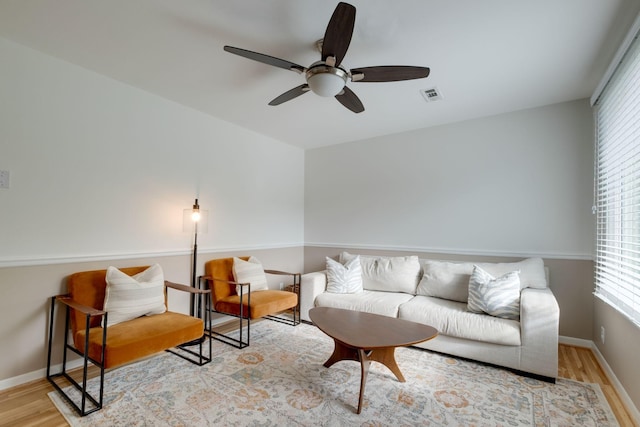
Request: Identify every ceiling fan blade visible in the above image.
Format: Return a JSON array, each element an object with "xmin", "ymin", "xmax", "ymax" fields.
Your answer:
[
  {"xmin": 322, "ymin": 2, "xmax": 356, "ymax": 66},
  {"xmin": 335, "ymin": 86, "xmax": 364, "ymax": 113},
  {"xmin": 269, "ymin": 84, "xmax": 310, "ymax": 106},
  {"xmin": 224, "ymin": 46, "xmax": 305, "ymax": 73},
  {"xmin": 350, "ymin": 66, "xmax": 430, "ymax": 82}
]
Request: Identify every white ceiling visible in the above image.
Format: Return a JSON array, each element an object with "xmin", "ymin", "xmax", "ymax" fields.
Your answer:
[{"xmin": 1, "ymin": 0, "xmax": 638, "ymax": 149}]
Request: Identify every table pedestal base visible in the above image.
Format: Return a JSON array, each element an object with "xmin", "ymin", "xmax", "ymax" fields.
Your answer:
[{"xmin": 323, "ymin": 339, "xmax": 406, "ymax": 414}]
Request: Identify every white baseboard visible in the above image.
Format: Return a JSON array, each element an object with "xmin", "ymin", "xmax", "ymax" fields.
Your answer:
[
  {"xmin": 0, "ymin": 358, "xmax": 84, "ymax": 392},
  {"xmin": 590, "ymin": 342, "xmax": 640, "ymax": 424},
  {"xmin": 0, "ymin": 369, "xmax": 45, "ymax": 391},
  {"xmin": 559, "ymin": 336, "xmax": 640, "ymax": 424},
  {"xmin": 558, "ymin": 335, "xmax": 592, "ymax": 347}
]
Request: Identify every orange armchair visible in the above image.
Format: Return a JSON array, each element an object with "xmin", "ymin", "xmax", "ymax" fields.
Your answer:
[
  {"xmin": 46, "ymin": 266, "xmax": 211, "ymax": 416},
  {"xmin": 202, "ymin": 257, "xmax": 300, "ymax": 348}
]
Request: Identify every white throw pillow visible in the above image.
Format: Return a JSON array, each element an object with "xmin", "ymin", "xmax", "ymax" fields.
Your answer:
[
  {"xmin": 232, "ymin": 256, "xmax": 269, "ymax": 295},
  {"xmin": 103, "ymin": 264, "xmax": 167, "ymax": 327},
  {"xmin": 467, "ymin": 265, "xmax": 521, "ymax": 320},
  {"xmin": 339, "ymin": 252, "xmax": 421, "ymax": 294},
  {"xmin": 326, "ymin": 256, "xmax": 363, "ymax": 294}
]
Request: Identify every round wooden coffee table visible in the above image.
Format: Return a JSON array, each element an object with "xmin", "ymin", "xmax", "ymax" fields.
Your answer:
[{"xmin": 309, "ymin": 307, "xmax": 438, "ymax": 414}]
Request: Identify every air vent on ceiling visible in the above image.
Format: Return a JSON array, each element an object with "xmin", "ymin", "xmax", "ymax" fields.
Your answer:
[{"xmin": 421, "ymin": 87, "xmax": 443, "ymax": 102}]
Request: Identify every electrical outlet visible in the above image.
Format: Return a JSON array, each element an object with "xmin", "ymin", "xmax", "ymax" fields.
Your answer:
[
  {"xmin": 0, "ymin": 170, "xmax": 9, "ymax": 189},
  {"xmin": 600, "ymin": 326, "xmax": 605, "ymax": 344}
]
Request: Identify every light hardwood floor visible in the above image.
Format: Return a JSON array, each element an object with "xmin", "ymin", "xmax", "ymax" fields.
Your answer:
[{"xmin": 0, "ymin": 344, "xmax": 637, "ymax": 426}]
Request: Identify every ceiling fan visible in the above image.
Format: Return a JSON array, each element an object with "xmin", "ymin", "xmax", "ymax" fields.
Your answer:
[{"xmin": 223, "ymin": 2, "xmax": 430, "ymax": 113}]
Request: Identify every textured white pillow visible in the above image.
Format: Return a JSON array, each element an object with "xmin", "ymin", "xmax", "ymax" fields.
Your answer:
[
  {"xmin": 339, "ymin": 252, "xmax": 421, "ymax": 294},
  {"xmin": 103, "ymin": 264, "xmax": 166, "ymax": 327},
  {"xmin": 233, "ymin": 256, "xmax": 269, "ymax": 295},
  {"xmin": 326, "ymin": 256, "xmax": 363, "ymax": 294},
  {"xmin": 467, "ymin": 265, "xmax": 521, "ymax": 320}
]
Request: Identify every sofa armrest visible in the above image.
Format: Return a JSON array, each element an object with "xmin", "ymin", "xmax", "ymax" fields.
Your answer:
[
  {"xmin": 300, "ymin": 271, "xmax": 327, "ymax": 322},
  {"xmin": 519, "ymin": 287, "xmax": 560, "ymax": 379}
]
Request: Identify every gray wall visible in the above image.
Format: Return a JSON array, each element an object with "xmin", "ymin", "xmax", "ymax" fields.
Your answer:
[
  {"xmin": 0, "ymin": 37, "xmax": 305, "ymax": 263},
  {"xmin": 0, "ymin": 37, "xmax": 305, "ymax": 386},
  {"xmin": 304, "ymin": 99, "xmax": 596, "ymax": 341},
  {"xmin": 305, "ymin": 100, "xmax": 594, "ymax": 257}
]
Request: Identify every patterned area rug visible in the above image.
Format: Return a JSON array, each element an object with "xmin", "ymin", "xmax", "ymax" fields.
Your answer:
[{"xmin": 49, "ymin": 321, "xmax": 619, "ymax": 426}]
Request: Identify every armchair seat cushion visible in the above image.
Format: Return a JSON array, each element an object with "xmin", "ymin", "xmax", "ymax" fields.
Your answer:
[
  {"xmin": 75, "ymin": 311, "xmax": 203, "ymax": 369},
  {"xmin": 215, "ymin": 289, "xmax": 298, "ymax": 319}
]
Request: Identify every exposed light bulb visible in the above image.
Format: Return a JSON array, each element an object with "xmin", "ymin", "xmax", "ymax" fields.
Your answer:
[{"xmin": 192, "ymin": 198, "xmax": 201, "ymax": 222}]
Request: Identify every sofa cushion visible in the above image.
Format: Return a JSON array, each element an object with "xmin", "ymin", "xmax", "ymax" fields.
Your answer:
[
  {"xmin": 233, "ymin": 256, "xmax": 269, "ymax": 295},
  {"xmin": 326, "ymin": 256, "xmax": 363, "ymax": 294},
  {"xmin": 398, "ymin": 296, "xmax": 521, "ymax": 346},
  {"xmin": 467, "ymin": 266, "xmax": 521, "ymax": 320},
  {"xmin": 478, "ymin": 258, "xmax": 546, "ymax": 289},
  {"xmin": 416, "ymin": 257, "xmax": 547, "ymax": 302},
  {"xmin": 315, "ymin": 290, "xmax": 414, "ymax": 318},
  {"xmin": 416, "ymin": 260, "xmax": 472, "ymax": 302},
  {"xmin": 339, "ymin": 252, "xmax": 421, "ymax": 294},
  {"xmin": 103, "ymin": 264, "xmax": 166, "ymax": 327}
]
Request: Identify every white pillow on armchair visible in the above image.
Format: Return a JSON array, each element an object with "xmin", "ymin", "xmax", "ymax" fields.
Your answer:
[{"xmin": 232, "ymin": 256, "xmax": 269, "ymax": 295}]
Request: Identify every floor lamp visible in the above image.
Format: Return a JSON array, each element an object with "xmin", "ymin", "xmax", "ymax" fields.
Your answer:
[{"xmin": 184, "ymin": 198, "xmax": 208, "ymax": 316}]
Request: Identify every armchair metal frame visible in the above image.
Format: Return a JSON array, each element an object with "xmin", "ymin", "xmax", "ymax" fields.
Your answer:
[
  {"xmin": 200, "ymin": 270, "xmax": 300, "ymax": 349},
  {"xmin": 46, "ymin": 281, "xmax": 212, "ymax": 417}
]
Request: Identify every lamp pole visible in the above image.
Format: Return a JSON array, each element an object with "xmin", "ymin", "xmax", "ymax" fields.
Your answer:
[
  {"xmin": 182, "ymin": 198, "xmax": 206, "ymax": 347},
  {"xmin": 190, "ymin": 199, "xmax": 200, "ymax": 316}
]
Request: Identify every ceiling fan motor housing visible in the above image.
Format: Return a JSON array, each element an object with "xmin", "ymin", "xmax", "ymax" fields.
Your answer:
[{"xmin": 305, "ymin": 62, "xmax": 348, "ymax": 97}]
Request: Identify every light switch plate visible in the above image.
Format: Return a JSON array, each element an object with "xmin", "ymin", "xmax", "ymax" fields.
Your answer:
[{"xmin": 0, "ymin": 170, "xmax": 10, "ymax": 189}]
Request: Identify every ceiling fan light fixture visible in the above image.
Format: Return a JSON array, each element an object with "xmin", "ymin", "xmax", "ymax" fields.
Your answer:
[{"xmin": 305, "ymin": 64, "xmax": 348, "ymax": 97}]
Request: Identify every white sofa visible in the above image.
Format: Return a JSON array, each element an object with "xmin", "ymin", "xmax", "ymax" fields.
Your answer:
[{"xmin": 300, "ymin": 253, "xmax": 559, "ymax": 381}]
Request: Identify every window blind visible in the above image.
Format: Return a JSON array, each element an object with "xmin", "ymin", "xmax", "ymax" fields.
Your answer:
[{"xmin": 594, "ymin": 31, "xmax": 640, "ymax": 326}]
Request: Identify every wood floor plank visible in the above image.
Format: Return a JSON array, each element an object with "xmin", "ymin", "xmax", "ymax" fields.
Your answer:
[{"xmin": 0, "ymin": 344, "xmax": 637, "ymax": 426}]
